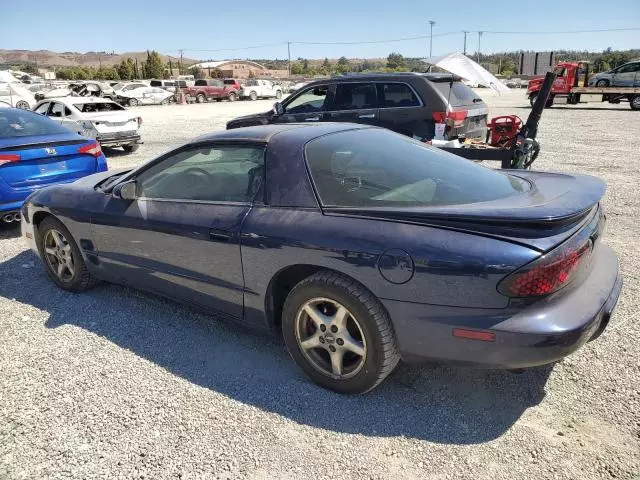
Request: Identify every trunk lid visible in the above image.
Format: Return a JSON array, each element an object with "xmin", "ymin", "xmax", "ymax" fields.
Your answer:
[
  {"xmin": 0, "ymin": 133, "xmax": 98, "ymax": 191},
  {"xmin": 84, "ymin": 112, "xmax": 139, "ymax": 133},
  {"xmin": 325, "ymin": 171, "xmax": 606, "ymax": 252}
]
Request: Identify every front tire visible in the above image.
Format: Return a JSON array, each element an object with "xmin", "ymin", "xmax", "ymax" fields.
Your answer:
[
  {"xmin": 16, "ymin": 100, "xmax": 30, "ymax": 109},
  {"xmin": 249, "ymin": 91, "xmax": 258, "ymax": 101},
  {"xmin": 37, "ymin": 216, "xmax": 98, "ymax": 292},
  {"xmin": 282, "ymin": 271, "xmax": 400, "ymax": 394},
  {"xmin": 128, "ymin": 98, "xmax": 139, "ymax": 107},
  {"xmin": 228, "ymin": 92, "xmax": 237, "ymax": 102},
  {"xmin": 596, "ymin": 79, "xmax": 610, "ymax": 87},
  {"xmin": 196, "ymin": 94, "xmax": 206, "ymax": 103},
  {"xmin": 631, "ymin": 95, "xmax": 640, "ymax": 111}
]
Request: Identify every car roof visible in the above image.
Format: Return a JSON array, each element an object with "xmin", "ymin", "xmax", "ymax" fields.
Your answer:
[
  {"xmin": 303, "ymin": 72, "xmax": 462, "ymax": 83},
  {"xmin": 190, "ymin": 123, "xmax": 370, "ymax": 144},
  {"xmin": 44, "ymin": 96, "xmax": 119, "ymax": 105}
]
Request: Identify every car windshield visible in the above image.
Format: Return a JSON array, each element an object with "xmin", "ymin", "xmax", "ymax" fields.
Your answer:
[
  {"xmin": 305, "ymin": 129, "xmax": 526, "ymax": 207},
  {"xmin": 0, "ymin": 109, "xmax": 70, "ymax": 138},
  {"xmin": 112, "ymin": 83, "xmax": 124, "ymax": 90},
  {"xmin": 73, "ymin": 102, "xmax": 125, "ymax": 112}
]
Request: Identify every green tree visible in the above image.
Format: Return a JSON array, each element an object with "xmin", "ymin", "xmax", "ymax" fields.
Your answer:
[
  {"xmin": 211, "ymin": 68, "xmax": 224, "ymax": 79},
  {"xmin": 95, "ymin": 66, "xmax": 119, "ymax": 81},
  {"xmin": 290, "ymin": 62, "xmax": 304, "ymax": 75},
  {"xmin": 117, "ymin": 58, "xmax": 134, "ymax": 80},
  {"xmin": 142, "ymin": 50, "xmax": 164, "ymax": 79},
  {"xmin": 386, "ymin": 52, "xmax": 406, "ymax": 70},
  {"xmin": 302, "ymin": 58, "xmax": 309, "ymax": 73},
  {"xmin": 322, "ymin": 57, "xmax": 331, "ymax": 70},
  {"xmin": 188, "ymin": 66, "xmax": 205, "ymax": 79}
]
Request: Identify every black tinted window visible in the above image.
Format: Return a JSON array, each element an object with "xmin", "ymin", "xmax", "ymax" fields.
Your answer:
[
  {"xmin": 333, "ymin": 83, "xmax": 377, "ymax": 110},
  {"xmin": 431, "ymin": 81, "xmax": 482, "ymax": 106},
  {"xmin": 195, "ymin": 80, "xmax": 207, "ymax": 86},
  {"xmin": 379, "ymin": 83, "xmax": 421, "ymax": 108},
  {"xmin": 0, "ymin": 109, "xmax": 70, "ymax": 138},
  {"xmin": 305, "ymin": 129, "xmax": 525, "ymax": 207},
  {"xmin": 137, "ymin": 146, "xmax": 264, "ymax": 203},
  {"xmin": 150, "ymin": 80, "xmax": 162, "ymax": 87},
  {"xmin": 223, "ymin": 79, "xmax": 236, "ymax": 85}
]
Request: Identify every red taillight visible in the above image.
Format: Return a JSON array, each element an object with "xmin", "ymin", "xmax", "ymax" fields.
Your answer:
[
  {"xmin": 499, "ymin": 237, "xmax": 593, "ymax": 297},
  {"xmin": 78, "ymin": 142, "xmax": 102, "ymax": 159},
  {"xmin": 0, "ymin": 153, "xmax": 21, "ymax": 166},
  {"xmin": 432, "ymin": 110, "xmax": 468, "ymax": 127}
]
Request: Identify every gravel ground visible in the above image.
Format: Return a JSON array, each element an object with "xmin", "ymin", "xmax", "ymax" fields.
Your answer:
[{"xmin": 1, "ymin": 92, "xmax": 639, "ymax": 480}]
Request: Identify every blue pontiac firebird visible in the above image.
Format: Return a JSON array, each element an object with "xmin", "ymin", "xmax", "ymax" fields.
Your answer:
[
  {"xmin": 0, "ymin": 106, "xmax": 108, "ymax": 224},
  {"xmin": 21, "ymin": 123, "xmax": 622, "ymax": 394}
]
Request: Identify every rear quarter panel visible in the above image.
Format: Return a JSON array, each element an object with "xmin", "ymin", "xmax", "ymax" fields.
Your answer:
[{"xmin": 240, "ymin": 208, "xmax": 539, "ymax": 326}]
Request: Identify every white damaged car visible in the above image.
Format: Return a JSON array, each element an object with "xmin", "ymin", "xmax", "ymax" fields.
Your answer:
[{"xmin": 33, "ymin": 97, "xmax": 142, "ymax": 153}]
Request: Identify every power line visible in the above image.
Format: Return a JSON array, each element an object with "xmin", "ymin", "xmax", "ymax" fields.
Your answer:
[
  {"xmin": 482, "ymin": 27, "xmax": 640, "ymax": 34},
  {"xmin": 291, "ymin": 31, "xmax": 459, "ymax": 46},
  {"xmin": 176, "ymin": 42, "xmax": 286, "ymax": 53}
]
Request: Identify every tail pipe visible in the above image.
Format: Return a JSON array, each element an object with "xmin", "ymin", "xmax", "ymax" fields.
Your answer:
[{"xmin": 2, "ymin": 212, "xmax": 21, "ymax": 223}]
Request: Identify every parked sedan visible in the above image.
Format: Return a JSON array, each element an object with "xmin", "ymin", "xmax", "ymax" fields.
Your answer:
[
  {"xmin": 33, "ymin": 97, "xmax": 142, "ymax": 153},
  {"xmin": 0, "ymin": 82, "xmax": 36, "ymax": 109},
  {"xmin": 0, "ymin": 106, "xmax": 107, "ymax": 224},
  {"xmin": 588, "ymin": 60, "xmax": 640, "ymax": 87},
  {"xmin": 21, "ymin": 124, "xmax": 621, "ymax": 394},
  {"xmin": 116, "ymin": 86, "xmax": 175, "ymax": 107}
]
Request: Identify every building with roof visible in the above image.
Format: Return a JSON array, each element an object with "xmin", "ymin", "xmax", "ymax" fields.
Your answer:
[{"xmin": 188, "ymin": 60, "xmax": 288, "ymax": 79}]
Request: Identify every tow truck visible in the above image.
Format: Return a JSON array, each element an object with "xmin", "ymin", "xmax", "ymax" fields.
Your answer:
[{"xmin": 527, "ymin": 61, "xmax": 640, "ymax": 110}]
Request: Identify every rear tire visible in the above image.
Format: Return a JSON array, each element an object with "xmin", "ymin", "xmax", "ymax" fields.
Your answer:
[
  {"xmin": 122, "ymin": 143, "xmax": 139, "ymax": 153},
  {"xmin": 196, "ymin": 94, "xmax": 206, "ymax": 103},
  {"xmin": 250, "ymin": 91, "xmax": 258, "ymax": 101},
  {"xmin": 228, "ymin": 92, "xmax": 237, "ymax": 102},
  {"xmin": 37, "ymin": 216, "xmax": 98, "ymax": 292},
  {"xmin": 282, "ymin": 270, "xmax": 400, "ymax": 394},
  {"xmin": 631, "ymin": 95, "xmax": 640, "ymax": 111}
]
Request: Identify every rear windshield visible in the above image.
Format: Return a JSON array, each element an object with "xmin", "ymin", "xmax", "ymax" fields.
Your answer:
[
  {"xmin": 195, "ymin": 79, "xmax": 207, "ymax": 86},
  {"xmin": 73, "ymin": 102, "xmax": 125, "ymax": 112},
  {"xmin": 150, "ymin": 80, "xmax": 162, "ymax": 87},
  {"xmin": 431, "ymin": 81, "xmax": 482, "ymax": 106},
  {"xmin": 223, "ymin": 79, "xmax": 236, "ymax": 85},
  {"xmin": 305, "ymin": 129, "xmax": 525, "ymax": 207},
  {"xmin": 0, "ymin": 109, "xmax": 70, "ymax": 138}
]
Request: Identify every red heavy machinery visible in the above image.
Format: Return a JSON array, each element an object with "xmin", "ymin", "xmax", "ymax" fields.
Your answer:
[{"xmin": 527, "ymin": 61, "xmax": 640, "ymax": 110}]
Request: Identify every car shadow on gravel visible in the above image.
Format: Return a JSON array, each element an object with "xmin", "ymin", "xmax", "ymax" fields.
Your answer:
[
  {"xmin": 1, "ymin": 250, "xmax": 551, "ymax": 445},
  {"xmin": 0, "ymin": 223, "xmax": 21, "ymax": 239}
]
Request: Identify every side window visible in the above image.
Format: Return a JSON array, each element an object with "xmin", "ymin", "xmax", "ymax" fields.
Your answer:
[
  {"xmin": 137, "ymin": 146, "xmax": 265, "ymax": 203},
  {"xmin": 64, "ymin": 107, "xmax": 72, "ymax": 116},
  {"xmin": 332, "ymin": 83, "xmax": 377, "ymax": 110},
  {"xmin": 34, "ymin": 102, "xmax": 50, "ymax": 115},
  {"xmin": 284, "ymin": 86, "xmax": 328, "ymax": 114},
  {"xmin": 379, "ymin": 83, "xmax": 421, "ymax": 108},
  {"xmin": 49, "ymin": 102, "xmax": 64, "ymax": 118}
]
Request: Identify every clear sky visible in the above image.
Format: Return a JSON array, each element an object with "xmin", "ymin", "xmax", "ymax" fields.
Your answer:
[{"xmin": 1, "ymin": 0, "xmax": 638, "ymax": 60}]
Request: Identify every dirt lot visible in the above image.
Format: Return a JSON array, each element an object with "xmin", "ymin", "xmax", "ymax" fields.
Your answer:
[{"xmin": 1, "ymin": 92, "xmax": 639, "ymax": 480}]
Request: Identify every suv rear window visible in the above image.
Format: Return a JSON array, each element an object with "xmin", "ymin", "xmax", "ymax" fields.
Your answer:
[
  {"xmin": 224, "ymin": 79, "xmax": 236, "ymax": 85},
  {"xmin": 195, "ymin": 80, "xmax": 207, "ymax": 86},
  {"xmin": 150, "ymin": 80, "xmax": 162, "ymax": 87},
  {"xmin": 430, "ymin": 81, "xmax": 482, "ymax": 106},
  {"xmin": 305, "ymin": 128, "xmax": 525, "ymax": 207}
]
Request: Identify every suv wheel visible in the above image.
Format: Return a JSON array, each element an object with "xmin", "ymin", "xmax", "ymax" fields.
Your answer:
[
  {"xmin": 196, "ymin": 94, "xmax": 206, "ymax": 103},
  {"xmin": 250, "ymin": 91, "xmax": 258, "ymax": 101},
  {"xmin": 228, "ymin": 92, "xmax": 237, "ymax": 102},
  {"xmin": 275, "ymin": 90, "xmax": 282, "ymax": 99}
]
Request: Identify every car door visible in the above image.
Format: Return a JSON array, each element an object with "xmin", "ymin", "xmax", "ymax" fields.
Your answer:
[
  {"xmin": 325, "ymin": 82, "xmax": 380, "ymax": 126},
  {"xmin": 375, "ymin": 82, "xmax": 425, "ymax": 137},
  {"xmin": 273, "ymin": 84, "xmax": 330, "ymax": 124},
  {"xmin": 611, "ymin": 63, "xmax": 639, "ymax": 87},
  {"xmin": 90, "ymin": 142, "xmax": 265, "ymax": 319}
]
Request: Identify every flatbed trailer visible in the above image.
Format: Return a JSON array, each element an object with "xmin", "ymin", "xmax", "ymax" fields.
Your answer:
[{"xmin": 527, "ymin": 61, "xmax": 640, "ymax": 110}]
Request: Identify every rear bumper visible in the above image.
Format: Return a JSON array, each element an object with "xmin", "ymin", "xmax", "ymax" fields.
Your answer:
[
  {"xmin": 97, "ymin": 133, "xmax": 141, "ymax": 147},
  {"xmin": 386, "ymin": 244, "xmax": 622, "ymax": 368}
]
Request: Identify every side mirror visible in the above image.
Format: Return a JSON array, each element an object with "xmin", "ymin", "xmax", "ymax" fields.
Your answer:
[
  {"xmin": 273, "ymin": 102, "xmax": 284, "ymax": 116},
  {"xmin": 113, "ymin": 180, "xmax": 138, "ymax": 201}
]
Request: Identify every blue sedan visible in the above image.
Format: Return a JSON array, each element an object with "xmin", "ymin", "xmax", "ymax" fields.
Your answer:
[
  {"xmin": 0, "ymin": 106, "xmax": 107, "ymax": 224},
  {"xmin": 20, "ymin": 124, "xmax": 622, "ymax": 394}
]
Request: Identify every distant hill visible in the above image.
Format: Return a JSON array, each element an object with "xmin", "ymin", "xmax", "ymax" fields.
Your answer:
[{"xmin": 0, "ymin": 50, "xmax": 200, "ymax": 68}]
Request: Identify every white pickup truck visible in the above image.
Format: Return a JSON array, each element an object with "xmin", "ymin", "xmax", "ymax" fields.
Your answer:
[{"xmin": 239, "ymin": 79, "xmax": 283, "ymax": 100}]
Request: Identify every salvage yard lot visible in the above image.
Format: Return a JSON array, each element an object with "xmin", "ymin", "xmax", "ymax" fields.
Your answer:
[{"xmin": 1, "ymin": 92, "xmax": 639, "ymax": 480}]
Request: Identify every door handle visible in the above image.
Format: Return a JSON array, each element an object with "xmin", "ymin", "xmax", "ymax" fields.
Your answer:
[
  {"xmin": 305, "ymin": 116, "xmax": 320, "ymax": 121},
  {"xmin": 209, "ymin": 229, "xmax": 232, "ymax": 242},
  {"xmin": 358, "ymin": 114, "xmax": 375, "ymax": 119}
]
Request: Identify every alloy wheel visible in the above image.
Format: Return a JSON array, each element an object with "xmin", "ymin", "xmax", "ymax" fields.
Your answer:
[
  {"xmin": 43, "ymin": 229, "xmax": 75, "ymax": 282},
  {"xmin": 295, "ymin": 297, "xmax": 367, "ymax": 379},
  {"xmin": 16, "ymin": 100, "xmax": 30, "ymax": 109}
]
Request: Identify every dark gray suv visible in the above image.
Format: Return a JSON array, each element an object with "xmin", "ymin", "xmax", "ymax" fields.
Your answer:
[{"xmin": 226, "ymin": 73, "xmax": 488, "ymax": 141}]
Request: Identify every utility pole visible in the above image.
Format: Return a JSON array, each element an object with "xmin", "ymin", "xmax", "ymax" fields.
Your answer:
[
  {"xmin": 287, "ymin": 42, "xmax": 291, "ymax": 77},
  {"xmin": 428, "ymin": 21, "xmax": 436, "ymax": 57},
  {"xmin": 477, "ymin": 31, "xmax": 483, "ymax": 64},
  {"xmin": 178, "ymin": 49, "xmax": 184, "ymax": 76},
  {"xmin": 463, "ymin": 31, "xmax": 469, "ymax": 55}
]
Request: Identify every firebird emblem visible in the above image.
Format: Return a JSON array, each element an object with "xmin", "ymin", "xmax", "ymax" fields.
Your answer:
[{"xmin": 45, "ymin": 147, "xmax": 57, "ymax": 155}]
